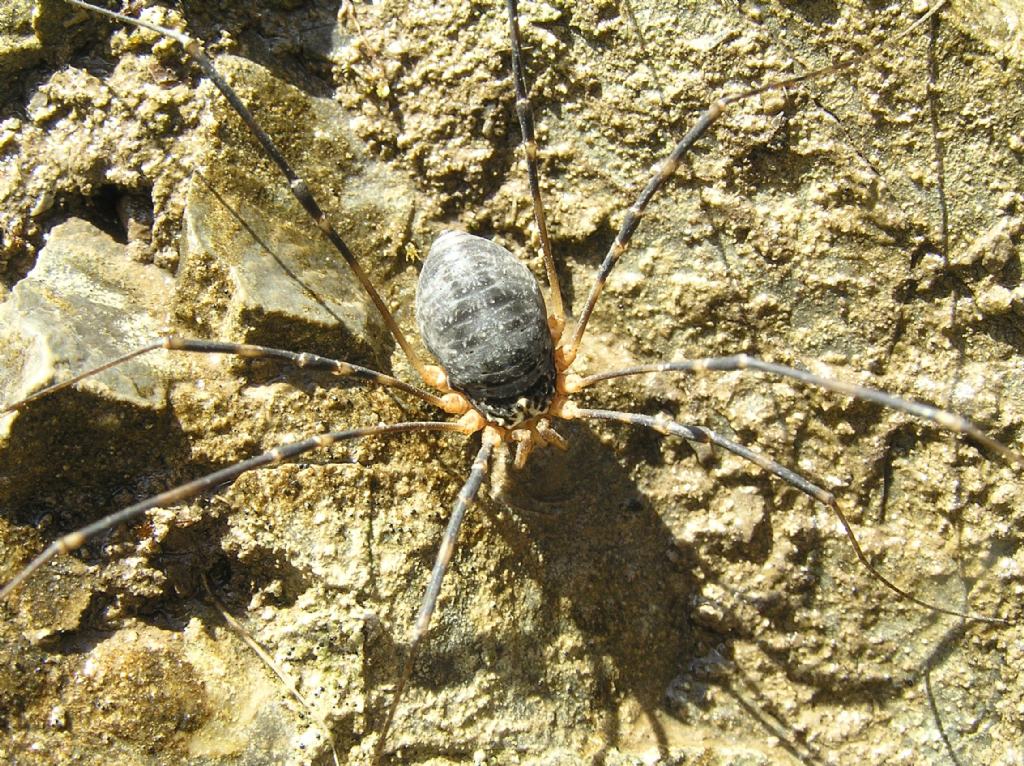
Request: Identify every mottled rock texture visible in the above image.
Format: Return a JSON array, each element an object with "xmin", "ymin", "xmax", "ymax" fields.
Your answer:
[{"xmin": 1, "ymin": 1, "xmax": 1022, "ymax": 764}]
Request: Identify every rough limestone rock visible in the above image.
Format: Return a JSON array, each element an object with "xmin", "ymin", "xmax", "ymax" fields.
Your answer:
[{"xmin": 0, "ymin": 1, "xmax": 1022, "ymax": 765}]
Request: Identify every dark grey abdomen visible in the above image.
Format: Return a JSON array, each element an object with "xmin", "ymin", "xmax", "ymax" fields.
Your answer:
[{"xmin": 416, "ymin": 230, "xmax": 555, "ymax": 424}]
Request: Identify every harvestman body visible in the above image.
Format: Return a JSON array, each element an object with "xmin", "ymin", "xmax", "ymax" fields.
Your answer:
[
  {"xmin": 1, "ymin": 0, "xmax": 1022, "ymax": 762},
  {"xmin": 418, "ymin": 230, "xmax": 557, "ymax": 426}
]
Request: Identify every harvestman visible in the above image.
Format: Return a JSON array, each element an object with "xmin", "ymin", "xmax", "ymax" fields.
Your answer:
[{"xmin": 1, "ymin": 0, "xmax": 1021, "ymax": 761}]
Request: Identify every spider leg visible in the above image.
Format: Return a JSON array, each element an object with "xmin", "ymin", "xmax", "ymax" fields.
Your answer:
[
  {"xmin": 1, "ymin": 336, "xmax": 457, "ymax": 417},
  {"xmin": 569, "ymin": 406, "xmax": 1010, "ymax": 626},
  {"xmin": 0, "ymin": 420, "xmax": 468, "ymax": 601},
  {"xmin": 1, "ymin": 338, "xmax": 165, "ymax": 414},
  {"xmin": 62, "ymin": 0, "xmax": 434, "ymax": 385},
  {"xmin": 505, "ymin": 0, "xmax": 565, "ymax": 336},
  {"xmin": 562, "ymin": 0, "xmax": 950, "ymax": 364},
  {"xmin": 373, "ymin": 429, "xmax": 499, "ymax": 763},
  {"xmin": 201, "ymin": 574, "xmax": 342, "ymax": 766},
  {"xmin": 569, "ymin": 355, "xmax": 1023, "ymax": 468}
]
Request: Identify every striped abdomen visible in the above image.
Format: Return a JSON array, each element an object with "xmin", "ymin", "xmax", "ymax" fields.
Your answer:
[{"xmin": 416, "ymin": 230, "xmax": 555, "ymax": 425}]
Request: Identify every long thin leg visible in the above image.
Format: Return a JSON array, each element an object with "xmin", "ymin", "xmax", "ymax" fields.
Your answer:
[
  {"xmin": 561, "ymin": 0, "xmax": 949, "ymax": 364},
  {"xmin": 201, "ymin": 574, "xmax": 342, "ymax": 766},
  {"xmin": 505, "ymin": 0, "xmax": 565, "ymax": 335},
  {"xmin": 0, "ymin": 339, "xmax": 166, "ymax": 414},
  {"xmin": 569, "ymin": 406, "xmax": 1010, "ymax": 626},
  {"xmin": 1, "ymin": 336, "xmax": 456, "ymax": 416},
  {"xmin": 0, "ymin": 420, "xmax": 470, "ymax": 600},
  {"xmin": 62, "ymin": 0, "xmax": 435, "ymax": 386},
  {"xmin": 569, "ymin": 355, "xmax": 1023, "ymax": 468},
  {"xmin": 373, "ymin": 430, "xmax": 498, "ymax": 763}
]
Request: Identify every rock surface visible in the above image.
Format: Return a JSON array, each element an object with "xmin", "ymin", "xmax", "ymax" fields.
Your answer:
[{"xmin": 1, "ymin": 1, "xmax": 1022, "ymax": 765}]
